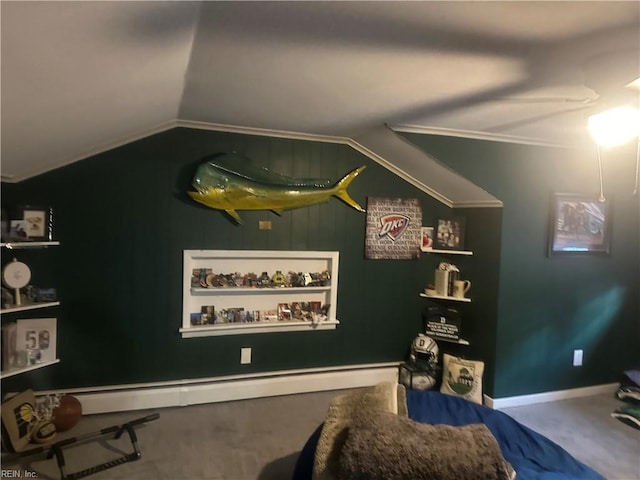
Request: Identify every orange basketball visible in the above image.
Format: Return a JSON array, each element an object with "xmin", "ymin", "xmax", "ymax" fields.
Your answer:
[{"xmin": 52, "ymin": 395, "xmax": 82, "ymax": 432}]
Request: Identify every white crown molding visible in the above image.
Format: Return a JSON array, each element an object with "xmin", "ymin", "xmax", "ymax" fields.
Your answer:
[
  {"xmin": 4, "ymin": 119, "xmax": 504, "ymax": 208},
  {"xmin": 391, "ymin": 124, "xmax": 582, "ymax": 149},
  {"xmin": 175, "ymin": 120, "xmax": 351, "ymax": 145},
  {"xmin": 3, "ymin": 121, "xmax": 180, "ymax": 183}
]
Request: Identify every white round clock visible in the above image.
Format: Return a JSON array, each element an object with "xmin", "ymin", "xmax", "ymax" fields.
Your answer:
[{"xmin": 2, "ymin": 259, "xmax": 31, "ymax": 306}]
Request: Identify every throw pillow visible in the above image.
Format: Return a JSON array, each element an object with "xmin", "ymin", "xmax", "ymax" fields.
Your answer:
[
  {"xmin": 338, "ymin": 411, "xmax": 514, "ymax": 480},
  {"xmin": 440, "ymin": 353, "xmax": 484, "ymax": 404}
]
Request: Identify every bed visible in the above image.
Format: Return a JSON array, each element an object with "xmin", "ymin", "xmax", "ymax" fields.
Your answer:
[{"xmin": 292, "ymin": 383, "xmax": 605, "ymax": 480}]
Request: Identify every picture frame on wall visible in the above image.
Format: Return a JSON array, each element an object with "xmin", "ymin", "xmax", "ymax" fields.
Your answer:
[
  {"xmin": 435, "ymin": 218, "xmax": 465, "ymax": 250},
  {"xmin": 548, "ymin": 193, "xmax": 611, "ymax": 255}
]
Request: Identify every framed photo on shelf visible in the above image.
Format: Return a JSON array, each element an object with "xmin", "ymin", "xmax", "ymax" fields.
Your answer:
[
  {"xmin": 548, "ymin": 193, "xmax": 611, "ymax": 255},
  {"xmin": 420, "ymin": 226, "xmax": 434, "ymax": 251},
  {"xmin": 435, "ymin": 218, "xmax": 465, "ymax": 250},
  {"xmin": 15, "ymin": 317, "xmax": 57, "ymax": 363},
  {"xmin": 15, "ymin": 205, "xmax": 52, "ymax": 241}
]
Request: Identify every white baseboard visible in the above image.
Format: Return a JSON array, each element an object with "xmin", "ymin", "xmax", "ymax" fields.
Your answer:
[
  {"xmin": 34, "ymin": 363, "xmax": 400, "ymax": 415},
  {"xmin": 484, "ymin": 382, "xmax": 619, "ymax": 410}
]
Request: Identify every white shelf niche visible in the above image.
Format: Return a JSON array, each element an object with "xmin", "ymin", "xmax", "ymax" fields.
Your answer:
[{"xmin": 181, "ymin": 250, "xmax": 339, "ymax": 338}]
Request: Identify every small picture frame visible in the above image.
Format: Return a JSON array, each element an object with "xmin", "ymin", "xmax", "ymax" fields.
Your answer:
[
  {"xmin": 548, "ymin": 193, "xmax": 611, "ymax": 255},
  {"xmin": 435, "ymin": 218, "xmax": 465, "ymax": 250},
  {"xmin": 278, "ymin": 303, "xmax": 292, "ymax": 321},
  {"xmin": 16, "ymin": 205, "xmax": 52, "ymax": 241},
  {"xmin": 200, "ymin": 305, "xmax": 216, "ymax": 324},
  {"xmin": 420, "ymin": 226, "xmax": 435, "ymax": 251}
]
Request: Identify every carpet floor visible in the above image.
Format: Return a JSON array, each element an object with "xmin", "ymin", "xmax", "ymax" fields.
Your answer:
[{"xmin": 3, "ymin": 389, "xmax": 639, "ymax": 480}]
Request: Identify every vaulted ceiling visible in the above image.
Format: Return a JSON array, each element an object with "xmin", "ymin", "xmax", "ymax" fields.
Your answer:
[{"xmin": 2, "ymin": 2, "xmax": 638, "ymax": 206}]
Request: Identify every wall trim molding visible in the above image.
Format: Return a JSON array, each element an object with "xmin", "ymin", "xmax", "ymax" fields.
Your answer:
[
  {"xmin": 6, "ymin": 119, "xmax": 503, "ymax": 209},
  {"xmin": 178, "ymin": 121, "xmax": 462, "ymax": 207},
  {"xmin": 484, "ymin": 382, "xmax": 619, "ymax": 410},
  {"xmin": 30, "ymin": 363, "xmax": 616, "ymax": 414},
  {"xmin": 34, "ymin": 362, "xmax": 400, "ymax": 415},
  {"xmin": 391, "ymin": 124, "xmax": 582, "ymax": 149}
]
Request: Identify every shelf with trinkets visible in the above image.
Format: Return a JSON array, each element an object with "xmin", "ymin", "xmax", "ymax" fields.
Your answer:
[
  {"xmin": 1, "ymin": 240, "xmax": 60, "ymax": 377},
  {"xmin": 180, "ymin": 250, "xmax": 339, "ymax": 338}
]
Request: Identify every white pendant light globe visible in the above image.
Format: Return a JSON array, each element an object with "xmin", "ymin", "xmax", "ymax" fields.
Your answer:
[{"xmin": 588, "ymin": 106, "xmax": 640, "ymax": 148}]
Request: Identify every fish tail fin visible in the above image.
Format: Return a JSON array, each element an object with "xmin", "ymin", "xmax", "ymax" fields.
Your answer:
[
  {"xmin": 334, "ymin": 166, "xmax": 366, "ymax": 212},
  {"xmin": 226, "ymin": 209, "xmax": 243, "ymax": 224}
]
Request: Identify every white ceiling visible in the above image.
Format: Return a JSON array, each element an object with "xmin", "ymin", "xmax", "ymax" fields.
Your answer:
[{"xmin": 2, "ymin": 1, "xmax": 638, "ymax": 205}]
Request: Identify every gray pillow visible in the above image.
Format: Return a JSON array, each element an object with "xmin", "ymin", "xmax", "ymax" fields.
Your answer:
[{"xmin": 338, "ymin": 411, "xmax": 514, "ymax": 480}]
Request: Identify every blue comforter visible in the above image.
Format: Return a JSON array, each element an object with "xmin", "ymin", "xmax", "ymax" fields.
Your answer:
[
  {"xmin": 292, "ymin": 390, "xmax": 605, "ymax": 480},
  {"xmin": 406, "ymin": 390, "xmax": 604, "ymax": 480}
]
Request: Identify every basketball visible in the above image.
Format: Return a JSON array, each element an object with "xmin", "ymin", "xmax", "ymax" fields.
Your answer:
[{"xmin": 52, "ymin": 395, "xmax": 82, "ymax": 432}]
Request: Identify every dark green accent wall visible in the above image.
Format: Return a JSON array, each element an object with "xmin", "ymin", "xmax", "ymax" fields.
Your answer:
[
  {"xmin": 2, "ymin": 128, "xmax": 502, "ymax": 395},
  {"xmin": 403, "ymin": 133, "xmax": 640, "ymax": 397}
]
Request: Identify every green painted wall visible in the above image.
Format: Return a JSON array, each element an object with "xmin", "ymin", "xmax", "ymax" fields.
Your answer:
[
  {"xmin": 2, "ymin": 128, "xmax": 501, "ymax": 395},
  {"xmin": 403, "ymin": 133, "xmax": 640, "ymax": 397}
]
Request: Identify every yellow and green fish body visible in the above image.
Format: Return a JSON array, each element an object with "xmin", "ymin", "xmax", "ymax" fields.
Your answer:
[{"xmin": 187, "ymin": 154, "xmax": 366, "ymax": 223}]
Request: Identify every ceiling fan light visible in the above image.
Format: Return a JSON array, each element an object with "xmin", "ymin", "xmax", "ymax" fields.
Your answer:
[
  {"xmin": 626, "ymin": 77, "xmax": 640, "ymax": 90},
  {"xmin": 588, "ymin": 106, "xmax": 640, "ymax": 148}
]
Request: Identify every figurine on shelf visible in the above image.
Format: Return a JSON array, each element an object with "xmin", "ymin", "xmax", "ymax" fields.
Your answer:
[
  {"xmin": 271, "ymin": 270, "xmax": 286, "ymax": 287},
  {"xmin": 258, "ymin": 271, "xmax": 271, "ymax": 288}
]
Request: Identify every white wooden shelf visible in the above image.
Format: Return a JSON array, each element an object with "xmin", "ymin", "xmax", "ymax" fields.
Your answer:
[
  {"xmin": 1, "ymin": 301, "xmax": 61, "ymax": 315},
  {"xmin": 422, "ymin": 248, "xmax": 473, "ymax": 256},
  {"xmin": 182, "ymin": 250, "xmax": 339, "ymax": 338},
  {"xmin": 180, "ymin": 320, "xmax": 339, "ymax": 338},
  {"xmin": 1, "ymin": 241, "xmax": 60, "ymax": 249},
  {"xmin": 191, "ymin": 286, "xmax": 331, "ymax": 295},
  {"xmin": 431, "ymin": 337, "xmax": 470, "ymax": 345},
  {"xmin": 420, "ymin": 293, "xmax": 471, "ymax": 303},
  {"xmin": 0, "ymin": 359, "xmax": 60, "ymax": 379}
]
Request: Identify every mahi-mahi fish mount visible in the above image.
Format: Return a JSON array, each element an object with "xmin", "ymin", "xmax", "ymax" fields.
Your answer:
[{"xmin": 187, "ymin": 153, "xmax": 366, "ymax": 224}]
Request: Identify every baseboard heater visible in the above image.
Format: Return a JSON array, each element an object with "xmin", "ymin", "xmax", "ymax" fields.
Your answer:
[{"xmin": 31, "ymin": 362, "xmax": 400, "ymax": 415}]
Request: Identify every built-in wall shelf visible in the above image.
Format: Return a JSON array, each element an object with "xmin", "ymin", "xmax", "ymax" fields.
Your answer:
[
  {"xmin": 420, "ymin": 293, "xmax": 470, "ymax": 303},
  {"xmin": 431, "ymin": 337, "xmax": 470, "ymax": 346},
  {"xmin": 0, "ymin": 301, "xmax": 61, "ymax": 315},
  {"xmin": 1, "ymin": 241, "xmax": 60, "ymax": 249},
  {"xmin": 181, "ymin": 250, "xmax": 340, "ymax": 338},
  {"xmin": 0, "ymin": 359, "xmax": 60, "ymax": 379},
  {"xmin": 423, "ymin": 248, "xmax": 473, "ymax": 256},
  {"xmin": 180, "ymin": 320, "xmax": 340, "ymax": 338}
]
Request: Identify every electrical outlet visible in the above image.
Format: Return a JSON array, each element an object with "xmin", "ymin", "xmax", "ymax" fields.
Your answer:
[
  {"xmin": 241, "ymin": 347, "xmax": 252, "ymax": 364},
  {"xmin": 573, "ymin": 349, "xmax": 583, "ymax": 367}
]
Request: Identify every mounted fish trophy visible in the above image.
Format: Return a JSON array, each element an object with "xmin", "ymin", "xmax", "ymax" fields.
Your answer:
[{"xmin": 187, "ymin": 153, "xmax": 366, "ymax": 224}]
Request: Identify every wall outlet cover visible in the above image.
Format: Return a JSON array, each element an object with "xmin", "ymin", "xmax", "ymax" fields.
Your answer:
[
  {"xmin": 573, "ymin": 349, "xmax": 583, "ymax": 367},
  {"xmin": 241, "ymin": 347, "xmax": 252, "ymax": 364}
]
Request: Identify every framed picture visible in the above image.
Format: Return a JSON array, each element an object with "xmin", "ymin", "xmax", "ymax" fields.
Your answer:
[
  {"xmin": 420, "ymin": 226, "xmax": 434, "ymax": 251},
  {"xmin": 435, "ymin": 218, "xmax": 465, "ymax": 250},
  {"xmin": 15, "ymin": 317, "xmax": 57, "ymax": 363},
  {"xmin": 548, "ymin": 194, "xmax": 611, "ymax": 255},
  {"xmin": 15, "ymin": 205, "xmax": 52, "ymax": 240}
]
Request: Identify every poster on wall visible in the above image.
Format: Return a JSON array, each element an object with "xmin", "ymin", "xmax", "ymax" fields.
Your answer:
[{"xmin": 365, "ymin": 197, "xmax": 422, "ymax": 259}]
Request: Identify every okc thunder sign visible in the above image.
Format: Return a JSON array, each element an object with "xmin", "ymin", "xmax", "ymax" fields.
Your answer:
[
  {"xmin": 365, "ymin": 197, "xmax": 421, "ymax": 259},
  {"xmin": 378, "ymin": 214, "xmax": 411, "ymax": 241}
]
